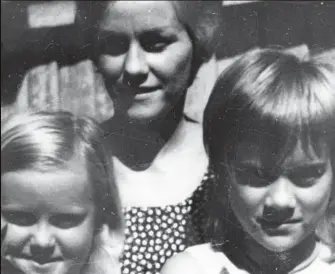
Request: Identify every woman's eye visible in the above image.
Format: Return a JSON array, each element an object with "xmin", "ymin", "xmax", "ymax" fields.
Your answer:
[
  {"xmin": 50, "ymin": 213, "xmax": 86, "ymax": 229},
  {"xmin": 143, "ymin": 41, "xmax": 168, "ymax": 52},
  {"xmin": 96, "ymin": 35, "xmax": 129, "ymax": 56},
  {"xmin": 140, "ymin": 34, "xmax": 171, "ymax": 53},
  {"xmin": 2, "ymin": 211, "xmax": 37, "ymax": 226}
]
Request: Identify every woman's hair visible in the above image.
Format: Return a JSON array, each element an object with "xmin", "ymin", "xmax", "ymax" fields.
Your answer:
[
  {"xmin": 75, "ymin": 1, "xmax": 222, "ymax": 85},
  {"xmin": 202, "ymin": 48, "xmax": 335, "ymax": 248},
  {"xmin": 1, "ymin": 111, "xmax": 123, "ymax": 234}
]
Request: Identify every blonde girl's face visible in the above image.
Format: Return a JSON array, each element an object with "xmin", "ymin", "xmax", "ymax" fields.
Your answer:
[
  {"xmin": 227, "ymin": 134, "xmax": 333, "ymax": 253},
  {"xmin": 1, "ymin": 163, "xmax": 97, "ymax": 274}
]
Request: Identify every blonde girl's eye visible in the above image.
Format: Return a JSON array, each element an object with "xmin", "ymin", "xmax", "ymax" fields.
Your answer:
[
  {"xmin": 49, "ymin": 213, "xmax": 87, "ymax": 229},
  {"xmin": 2, "ymin": 210, "xmax": 37, "ymax": 226}
]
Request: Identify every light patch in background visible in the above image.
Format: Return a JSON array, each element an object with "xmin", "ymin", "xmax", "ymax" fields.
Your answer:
[
  {"xmin": 222, "ymin": 1, "xmax": 260, "ymax": 6},
  {"xmin": 27, "ymin": 1, "xmax": 76, "ymax": 28}
]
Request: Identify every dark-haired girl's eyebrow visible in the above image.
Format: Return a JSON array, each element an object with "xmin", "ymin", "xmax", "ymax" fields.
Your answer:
[{"xmin": 284, "ymin": 161, "xmax": 327, "ymax": 173}]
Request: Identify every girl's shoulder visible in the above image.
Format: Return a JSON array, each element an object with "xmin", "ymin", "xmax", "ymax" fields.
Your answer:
[
  {"xmin": 297, "ymin": 257, "xmax": 335, "ymax": 274},
  {"xmin": 161, "ymin": 243, "xmax": 248, "ymax": 274}
]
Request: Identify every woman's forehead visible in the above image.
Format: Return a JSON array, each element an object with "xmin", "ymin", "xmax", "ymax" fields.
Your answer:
[{"xmin": 100, "ymin": 1, "xmax": 180, "ymax": 32}]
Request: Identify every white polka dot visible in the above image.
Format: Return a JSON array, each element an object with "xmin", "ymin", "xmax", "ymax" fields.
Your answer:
[{"xmin": 145, "ymin": 253, "xmax": 151, "ymax": 259}]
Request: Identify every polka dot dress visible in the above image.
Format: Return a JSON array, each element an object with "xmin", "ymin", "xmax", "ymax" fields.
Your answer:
[{"xmin": 120, "ymin": 171, "xmax": 214, "ymax": 274}]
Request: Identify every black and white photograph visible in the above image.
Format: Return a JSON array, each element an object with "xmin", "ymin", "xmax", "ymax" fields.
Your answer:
[{"xmin": 1, "ymin": 1, "xmax": 335, "ymax": 273}]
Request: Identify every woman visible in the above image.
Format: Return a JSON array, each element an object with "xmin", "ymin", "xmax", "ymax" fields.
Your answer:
[{"xmin": 76, "ymin": 1, "xmax": 222, "ymax": 273}]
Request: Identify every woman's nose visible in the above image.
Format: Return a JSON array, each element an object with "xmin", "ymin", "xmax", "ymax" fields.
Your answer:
[{"xmin": 124, "ymin": 42, "xmax": 149, "ymax": 86}]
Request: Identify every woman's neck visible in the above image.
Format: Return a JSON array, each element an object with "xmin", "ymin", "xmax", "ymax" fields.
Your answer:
[
  {"xmin": 240, "ymin": 233, "xmax": 318, "ymax": 273},
  {"xmin": 104, "ymin": 99, "xmax": 190, "ymax": 171}
]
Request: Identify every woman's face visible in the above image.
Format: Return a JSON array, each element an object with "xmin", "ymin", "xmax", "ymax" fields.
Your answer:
[
  {"xmin": 1, "ymin": 163, "xmax": 96, "ymax": 274},
  {"xmin": 96, "ymin": 1, "xmax": 193, "ymax": 123},
  {"xmin": 226, "ymin": 133, "xmax": 333, "ymax": 253}
]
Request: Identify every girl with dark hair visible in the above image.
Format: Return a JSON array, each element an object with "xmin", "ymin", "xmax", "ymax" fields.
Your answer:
[{"xmin": 162, "ymin": 48, "xmax": 335, "ymax": 273}]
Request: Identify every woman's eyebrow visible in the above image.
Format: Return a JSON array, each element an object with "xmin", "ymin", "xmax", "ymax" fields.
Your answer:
[{"xmin": 98, "ymin": 30, "xmax": 128, "ymax": 39}]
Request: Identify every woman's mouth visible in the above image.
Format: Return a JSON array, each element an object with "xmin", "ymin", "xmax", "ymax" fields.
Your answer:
[{"xmin": 135, "ymin": 86, "xmax": 162, "ymax": 95}]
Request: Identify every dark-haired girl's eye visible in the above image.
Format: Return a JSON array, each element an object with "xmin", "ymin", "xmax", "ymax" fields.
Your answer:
[
  {"xmin": 2, "ymin": 211, "xmax": 37, "ymax": 226},
  {"xmin": 288, "ymin": 165, "xmax": 326, "ymax": 187},
  {"xmin": 234, "ymin": 166, "xmax": 275, "ymax": 187}
]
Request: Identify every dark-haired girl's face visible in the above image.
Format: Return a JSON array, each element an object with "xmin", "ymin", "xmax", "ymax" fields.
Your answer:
[
  {"xmin": 96, "ymin": 1, "xmax": 193, "ymax": 123},
  {"xmin": 227, "ymin": 135, "xmax": 333, "ymax": 254}
]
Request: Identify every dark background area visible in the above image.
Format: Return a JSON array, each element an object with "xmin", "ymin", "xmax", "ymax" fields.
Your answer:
[{"xmin": 2, "ymin": 1, "xmax": 335, "ymax": 106}]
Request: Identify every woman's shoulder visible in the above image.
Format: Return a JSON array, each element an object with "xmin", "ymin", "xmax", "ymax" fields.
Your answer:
[{"xmin": 161, "ymin": 243, "xmax": 232, "ymax": 274}]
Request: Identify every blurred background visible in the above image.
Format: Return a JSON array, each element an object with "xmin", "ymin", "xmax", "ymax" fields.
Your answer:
[{"xmin": 2, "ymin": 1, "xmax": 335, "ymax": 122}]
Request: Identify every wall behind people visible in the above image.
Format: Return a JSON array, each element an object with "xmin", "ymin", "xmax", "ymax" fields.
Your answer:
[{"xmin": 1, "ymin": 1, "xmax": 334, "ymax": 122}]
